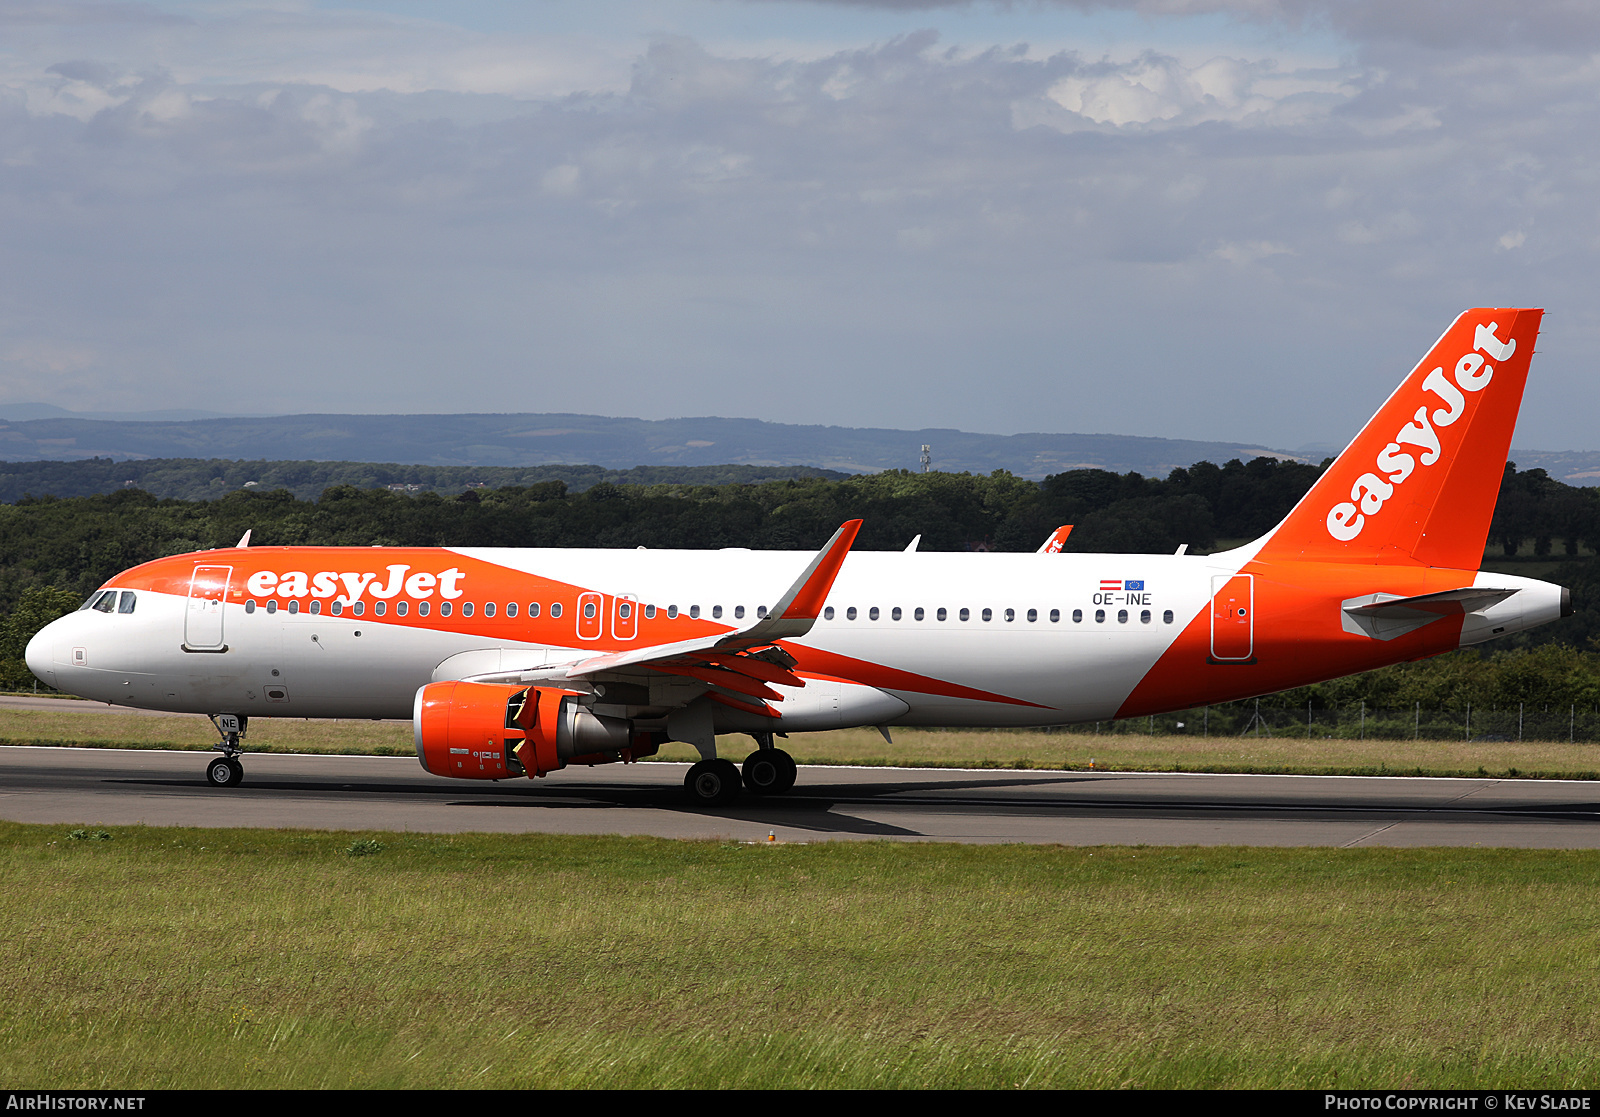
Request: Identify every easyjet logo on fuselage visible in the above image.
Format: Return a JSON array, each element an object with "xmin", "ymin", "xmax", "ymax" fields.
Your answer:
[
  {"xmin": 1326, "ymin": 321, "xmax": 1517, "ymax": 542},
  {"xmin": 245, "ymin": 565, "xmax": 466, "ymax": 606}
]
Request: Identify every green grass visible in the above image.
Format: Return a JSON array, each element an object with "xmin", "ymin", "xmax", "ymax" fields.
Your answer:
[{"xmin": 3, "ymin": 821, "xmax": 1599, "ymax": 1088}]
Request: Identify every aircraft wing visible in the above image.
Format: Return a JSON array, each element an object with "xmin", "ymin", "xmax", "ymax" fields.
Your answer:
[{"xmin": 458, "ymin": 520, "xmax": 863, "ymax": 718}]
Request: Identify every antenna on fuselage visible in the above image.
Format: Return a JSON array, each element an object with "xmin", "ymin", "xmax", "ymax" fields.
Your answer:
[{"xmin": 236, "ymin": 530, "xmax": 252, "ymax": 549}]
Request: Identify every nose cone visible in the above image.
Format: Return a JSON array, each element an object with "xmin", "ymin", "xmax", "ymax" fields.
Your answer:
[{"xmin": 25, "ymin": 624, "xmax": 56, "ymax": 689}]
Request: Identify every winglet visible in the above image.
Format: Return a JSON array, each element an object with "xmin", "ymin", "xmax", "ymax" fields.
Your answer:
[
  {"xmin": 565, "ymin": 519, "xmax": 863, "ymax": 677},
  {"xmin": 1037, "ymin": 525, "xmax": 1073, "ymax": 554},
  {"xmin": 724, "ymin": 518, "xmax": 862, "ymax": 645}
]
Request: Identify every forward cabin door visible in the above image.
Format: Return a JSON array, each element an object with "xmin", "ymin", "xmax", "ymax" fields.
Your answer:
[
  {"xmin": 185, "ymin": 565, "xmax": 232, "ymax": 650},
  {"xmin": 1210, "ymin": 574, "xmax": 1254, "ymax": 661}
]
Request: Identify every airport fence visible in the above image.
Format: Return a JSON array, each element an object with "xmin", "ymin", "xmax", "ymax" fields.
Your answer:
[{"xmin": 1066, "ymin": 701, "xmax": 1600, "ymax": 743}]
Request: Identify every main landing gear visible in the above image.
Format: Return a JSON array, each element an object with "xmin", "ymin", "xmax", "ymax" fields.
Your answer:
[
  {"xmin": 205, "ymin": 713, "xmax": 248, "ymax": 788},
  {"xmin": 682, "ymin": 732, "xmax": 797, "ymax": 807}
]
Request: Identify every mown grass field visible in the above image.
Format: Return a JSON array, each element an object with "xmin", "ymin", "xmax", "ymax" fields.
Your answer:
[
  {"xmin": 1, "ymin": 822, "xmax": 1597, "ymax": 1088},
  {"xmin": 6, "ymin": 703, "xmax": 1600, "ymax": 779}
]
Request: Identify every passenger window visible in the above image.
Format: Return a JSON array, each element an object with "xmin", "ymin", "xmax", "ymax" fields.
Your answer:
[
  {"xmin": 713, "ymin": 605, "xmax": 723, "ymax": 619},
  {"xmin": 529, "ymin": 602, "xmax": 540, "ymax": 618},
  {"xmin": 374, "ymin": 601, "xmax": 386, "ymax": 616},
  {"xmin": 667, "ymin": 605, "xmax": 678, "ymax": 619},
  {"xmin": 914, "ymin": 607, "xmax": 924, "ymax": 621},
  {"xmin": 485, "ymin": 602, "xmax": 496, "ymax": 618},
  {"xmin": 462, "ymin": 602, "xmax": 474, "ymax": 618},
  {"xmin": 891, "ymin": 607, "xmax": 901, "ymax": 621},
  {"xmin": 1004, "ymin": 608, "xmax": 1015, "ymax": 622},
  {"xmin": 118, "ymin": 591, "xmax": 137, "ymax": 614},
  {"xmin": 1163, "ymin": 610, "xmax": 1174, "ymax": 624},
  {"xmin": 245, "ymin": 600, "xmax": 257, "ymax": 614},
  {"xmin": 266, "ymin": 600, "xmax": 278, "ymax": 614},
  {"xmin": 288, "ymin": 600, "xmax": 299, "ymax": 615},
  {"xmin": 310, "ymin": 601, "xmax": 322, "ymax": 615},
  {"xmin": 331, "ymin": 602, "xmax": 344, "ymax": 616},
  {"xmin": 418, "ymin": 601, "xmax": 430, "ymax": 617},
  {"xmin": 1117, "ymin": 609, "xmax": 1128, "ymax": 624},
  {"xmin": 1072, "ymin": 609, "xmax": 1083, "ymax": 623},
  {"xmin": 982, "ymin": 608, "xmax": 992, "ymax": 622},
  {"xmin": 505, "ymin": 603, "xmax": 516, "ymax": 618},
  {"xmin": 1141, "ymin": 609, "xmax": 1151, "ymax": 624},
  {"xmin": 1050, "ymin": 609, "xmax": 1060, "ymax": 623},
  {"xmin": 439, "ymin": 602, "xmax": 452, "ymax": 617},
  {"xmin": 936, "ymin": 607, "xmax": 947, "ymax": 621},
  {"xmin": 734, "ymin": 606, "xmax": 744, "ymax": 620},
  {"xmin": 824, "ymin": 606, "xmax": 834, "ymax": 620},
  {"xmin": 847, "ymin": 607, "xmax": 858, "ymax": 620},
  {"xmin": 550, "ymin": 603, "xmax": 562, "ymax": 619},
  {"xmin": 352, "ymin": 602, "xmax": 365, "ymax": 617},
  {"xmin": 395, "ymin": 601, "xmax": 407, "ymax": 617},
  {"xmin": 582, "ymin": 601, "xmax": 594, "ymax": 619},
  {"xmin": 1027, "ymin": 609, "xmax": 1037, "ymax": 622},
  {"xmin": 959, "ymin": 608, "xmax": 970, "ymax": 621},
  {"xmin": 1095, "ymin": 609, "xmax": 1105, "ymax": 623},
  {"xmin": 756, "ymin": 605, "xmax": 766, "ymax": 618},
  {"xmin": 869, "ymin": 607, "xmax": 880, "ymax": 621},
  {"xmin": 642, "ymin": 604, "xmax": 654, "ymax": 619},
  {"xmin": 689, "ymin": 605, "xmax": 700, "ymax": 619}
]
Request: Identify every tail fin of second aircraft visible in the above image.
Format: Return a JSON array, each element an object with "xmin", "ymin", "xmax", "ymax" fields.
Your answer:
[{"xmin": 1252, "ymin": 307, "xmax": 1544, "ymax": 569}]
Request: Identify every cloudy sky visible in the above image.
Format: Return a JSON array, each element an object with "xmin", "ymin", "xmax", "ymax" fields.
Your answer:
[{"xmin": 1, "ymin": 1, "xmax": 1597, "ymax": 452}]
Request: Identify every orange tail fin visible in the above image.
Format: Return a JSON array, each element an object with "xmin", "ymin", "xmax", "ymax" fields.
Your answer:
[{"xmin": 1254, "ymin": 308, "xmax": 1543, "ymax": 568}]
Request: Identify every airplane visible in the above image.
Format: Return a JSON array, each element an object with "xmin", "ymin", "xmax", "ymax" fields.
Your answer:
[{"xmin": 25, "ymin": 308, "xmax": 1569, "ymax": 805}]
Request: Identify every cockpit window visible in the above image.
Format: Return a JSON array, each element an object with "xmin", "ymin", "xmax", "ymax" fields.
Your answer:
[
  {"xmin": 118, "ymin": 591, "xmax": 137, "ymax": 614},
  {"xmin": 90, "ymin": 591, "xmax": 116, "ymax": 613},
  {"xmin": 80, "ymin": 590, "xmax": 110, "ymax": 611}
]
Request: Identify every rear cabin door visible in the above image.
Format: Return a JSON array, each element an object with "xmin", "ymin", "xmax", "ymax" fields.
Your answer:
[{"xmin": 1210, "ymin": 574, "xmax": 1254, "ymax": 661}]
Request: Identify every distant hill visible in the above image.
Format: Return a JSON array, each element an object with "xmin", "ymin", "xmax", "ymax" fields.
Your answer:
[
  {"xmin": 0, "ymin": 460, "xmax": 850, "ymax": 504},
  {"xmin": 0, "ymin": 406, "xmax": 1590, "ymax": 484},
  {"xmin": 0, "ymin": 410, "xmax": 1305, "ymax": 479}
]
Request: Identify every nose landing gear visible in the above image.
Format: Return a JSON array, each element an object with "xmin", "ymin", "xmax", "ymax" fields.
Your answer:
[
  {"xmin": 206, "ymin": 756, "xmax": 244, "ymax": 787},
  {"xmin": 205, "ymin": 713, "xmax": 248, "ymax": 788}
]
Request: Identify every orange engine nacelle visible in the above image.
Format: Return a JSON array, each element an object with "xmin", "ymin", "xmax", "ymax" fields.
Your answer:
[{"xmin": 414, "ymin": 681, "xmax": 651, "ymax": 780}]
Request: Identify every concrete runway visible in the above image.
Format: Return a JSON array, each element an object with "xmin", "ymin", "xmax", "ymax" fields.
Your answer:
[{"xmin": 4, "ymin": 745, "xmax": 1600, "ymax": 846}]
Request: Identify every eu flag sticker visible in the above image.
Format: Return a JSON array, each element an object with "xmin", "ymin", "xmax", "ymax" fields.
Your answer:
[{"xmin": 1125, "ymin": 580, "xmax": 1145, "ymax": 591}]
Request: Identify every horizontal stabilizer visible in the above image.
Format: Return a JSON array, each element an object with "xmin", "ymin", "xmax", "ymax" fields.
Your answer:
[{"xmin": 1341, "ymin": 587, "xmax": 1518, "ymax": 641}]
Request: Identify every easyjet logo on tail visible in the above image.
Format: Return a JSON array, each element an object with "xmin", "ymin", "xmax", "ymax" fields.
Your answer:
[{"xmin": 1326, "ymin": 322, "xmax": 1517, "ymax": 542}]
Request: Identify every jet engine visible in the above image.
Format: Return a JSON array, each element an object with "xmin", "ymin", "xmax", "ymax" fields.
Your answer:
[{"xmin": 414, "ymin": 681, "xmax": 655, "ymax": 780}]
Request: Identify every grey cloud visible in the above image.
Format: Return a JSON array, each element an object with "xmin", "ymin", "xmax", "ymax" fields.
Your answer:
[
  {"xmin": 1, "ymin": 26, "xmax": 1597, "ymax": 450},
  {"xmin": 0, "ymin": 1, "xmax": 188, "ymax": 25},
  {"xmin": 768, "ymin": 0, "xmax": 1600, "ymax": 51}
]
